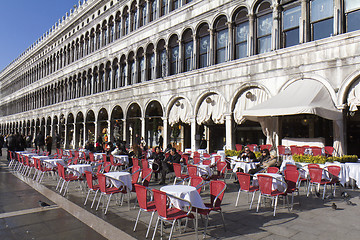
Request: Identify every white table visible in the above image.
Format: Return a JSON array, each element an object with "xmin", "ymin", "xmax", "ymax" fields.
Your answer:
[
  {"xmin": 43, "ymin": 159, "xmax": 66, "ymax": 168},
  {"xmin": 112, "ymin": 155, "xmax": 129, "ymax": 165},
  {"xmin": 94, "ymin": 153, "xmax": 106, "ymax": 161},
  {"xmin": 104, "ymin": 172, "xmax": 132, "ymax": 191},
  {"xmin": 67, "ymin": 164, "xmax": 92, "ymax": 176},
  {"xmin": 281, "ymin": 137, "xmax": 325, "ymax": 148},
  {"xmin": 160, "ymin": 185, "xmax": 206, "ymax": 210},
  {"xmin": 195, "ymin": 164, "xmax": 212, "ymax": 176},
  {"xmin": 254, "ymin": 173, "xmax": 287, "ymax": 192},
  {"xmin": 344, "ymin": 163, "xmax": 360, "ymax": 188},
  {"xmin": 31, "ymin": 155, "xmax": 49, "ymax": 163},
  {"xmin": 230, "ymin": 158, "xmax": 257, "ymax": 173}
]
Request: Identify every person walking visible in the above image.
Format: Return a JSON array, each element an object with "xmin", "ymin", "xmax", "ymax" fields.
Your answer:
[{"xmin": 45, "ymin": 135, "xmax": 53, "ymax": 155}]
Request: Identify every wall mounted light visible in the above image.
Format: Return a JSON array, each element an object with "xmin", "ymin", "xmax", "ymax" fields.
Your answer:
[
  {"xmin": 206, "ymin": 97, "xmax": 212, "ymax": 104},
  {"xmin": 175, "ymin": 101, "xmax": 181, "ymax": 107},
  {"xmin": 245, "ymin": 91, "xmax": 253, "ymax": 99}
]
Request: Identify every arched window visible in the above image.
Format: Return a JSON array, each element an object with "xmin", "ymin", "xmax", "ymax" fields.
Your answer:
[
  {"xmin": 282, "ymin": 3, "xmax": 301, "ymax": 48},
  {"xmin": 123, "ymin": 7, "xmax": 129, "ymax": 36},
  {"xmin": 310, "ymin": 0, "xmax": 333, "ymax": 41},
  {"xmin": 233, "ymin": 8, "xmax": 249, "ymax": 59},
  {"xmin": 160, "ymin": 0, "xmax": 168, "ymax": 17},
  {"xmin": 120, "ymin": 55, "xmax": 127, "ymax": 87},
  {"xmin": 256, "ymin": 1, "xmax": 272, "ymax": 54},
  {"xmin": 108, "ymin": 17, "xmax": 115, "ymax": 43},
  {"xmin": 90, "ymin": 29, "xmax": 96, "ymax": 52},
  {"xmin": 197, "ymin": 23, "xmax": 210, "ymax": 68},
  {"xmin": 169, "ymin": 35, "xmax": 179, "ymax": 75},
  {"xmin": 112, "ymin": 59, "xmax": 119, "ymax": 89},
  {"xmin": 137, "ymin": 48, "xmax": 145, "ymax": 83},
  {"xmin": 93, "ymin": 67, "xmax": 98, "ymax": 94},
  {"xmin": 99, "ymin": 64, "xmax": 105, "ymax": 92},
  {"xmin": 171, "ymin": 0, "xmax": 179, "ymax": 12},
  {"xmin": 150, "ymin": 0, "xmax": 157, "ymax": 22},
  {"xmin": 96, "ymin": 25, "xmax": 102, "ymax": 49},
  {"xmin": 344, "ymin": 0, "xmax": 360, "ymax": 33},
  {"xmin": 214, "ymin": 16, "xmax": 228, "ymax": 64},
  {"xmin": 182, "ymin": 29, "xmax": 193, "ymax": 72},
  {"xmin": 115, "ymin": 12, "xmax": 121, "ymax": 39},
  {"xmin": 130, "ymin": 2, "xmax": 138, "ymax": 32},
  {"xmin": 105, "ymin": 62, "xmax": 112, "ymax": 91},
  {"xmin": 157, "ymin": 40, "xmax": 167, "ymax": 77},
  {"xmin": 139, "ymin": 0, "xmax": 147, "ymax": 27},
  {"xmin": 146, "ymin": 44, "xmax": 155, "ymax": 80},
  {"xmin": 128, "ymin": 52, "xmax": 135, "ymax": 85}
]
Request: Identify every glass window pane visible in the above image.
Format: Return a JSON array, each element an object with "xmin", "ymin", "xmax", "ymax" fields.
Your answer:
[
  {"xmin": 283, "ymin": 6, "xmax": 301, "ymax": 30},
  {"xmin": 284, "ymin": 28, "xmax": 299, "ymax": 47},
  {"xmin": 258, "ymin": 35, "xmax": 271, "ymax": 53},
  {"xmin": 311, "ymin": 0, "xmax": 333, "ymax": 22},
  {"xmin": 235, "ymin": 22, "xmax": 249, "ymax": 43},
  {"xmin": 216, "ymin": 48, "xmax": 226, "ymax": 63},
  {"xmin": 258, "ymin": 14, "xmax": 272, "ymax": 37},
  {"xmin": 200, "ymin": 36, "xmax": 210, "ymax": 54},
  {"xmin": 171, "ymin": 46, "xmax": 179, "ymax": 62},
  {"xmin": 345, "ymin": 0, "xmax": 360, "ymax": 12},
  {"xmin": 217, "ymin": 29, "xmax": 228, "ymax": 49},
  {"xmin": 184, "ymin": 42, "xmax": 193, "ymax": 59},
  {"xmin": 313, "ymin": 18, "xmax": 333, "ymax": 40},
  {"xmin": 199, "ymin": 54, "xmax": 207, "ymax": 68},
  {"xmin": 347, "ymin": 10, "xmax": 360, "ymax": 32},
  {"xmin": 235, "ymin": 42, "xmax": 247, "ymax": 59}
]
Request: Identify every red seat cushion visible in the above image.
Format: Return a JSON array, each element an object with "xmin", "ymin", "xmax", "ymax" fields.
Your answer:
[{"xmin": 164, "ymin": 208, "xmax": 194, "ymax": 220}]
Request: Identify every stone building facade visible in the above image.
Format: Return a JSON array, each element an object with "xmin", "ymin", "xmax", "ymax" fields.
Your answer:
[{"xmin": 1, "ymin": 0, "xmax": 360, "ymax": 155}]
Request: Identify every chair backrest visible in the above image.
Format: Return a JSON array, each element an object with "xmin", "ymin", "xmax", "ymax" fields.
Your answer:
[
  {"xmin": 89, "ymin": 152, "xmax": 95, "ymax": 162},
  {"xmin": 84, "ymin": 171, "xmax": 95, "ymax": 189},
  {"xmin": 181, "ymin": 154, "xmax": 189, "ymax": 165},
  {"xmin": 216, "ymin": 161, "xmax": 227, "ymax": 175},
  {"xmin": 236, "ymin": 172, "xmax": 251, "ymax": 191},
  {"xmin": 327, "ymin": 165, "xmax": 341, "ymax": 178},
  {"xmin": 103, "ymin": 162, "xmax": 111, "ymax": 173},
  {"xmin": 97, "ymin": 173, "xmax": 107, "ymax": 193},
  {"xmin": 142, "ymin": 167, "xmax": 152, "ymax": 187},
  {"xmin": 213, "ymin": 155, "xmax": 221, "ymax": 164},
  {"xmin": 141, "ymin": 159, "xmax": 149, "ymax": 169},
  {"xmin": 69, "ymin": 150, "xmax": 73, "ymax": 158},
  {"xmin": 235, "ymin": 144, "xmax": 242, "ymax": 151},
  {"xmin": 34, "ymin": 158, "xmax": 39, "ymax": 171},
  {"xmin": 132, "ymin": 158, "xmax": 139, "ymax": 167},
  {"xmin": 173, "ymin": 163, "xmax": 183, "ymax": 178},
  {"xmin": 260, "ymin": 144, "xmax": 272, "ymax": 150},
  {"xmin": 187, "ymin": 164, "xmax": 198, "ymax": 178},
  {"xmin": 193, "ymin": 157, "xmax": 201, "ymax": 164},
  {"xmin": 203, "ymin": 153, "xmax": 211, "ymax": 158},
  {"xmin": 277, "ymin": 145, "xmax": 286, "ymax": 155},
  {"xmin": 109, "ymin": 155, "xmax": 115, "ymax": 165},
  {"xmin": 102, "ymin": 154, "xmax": 107, "ymax": 163},
  {"xmin": 56, "ymin": 163, "xmax": 65, "ymax": 179},
  {"xmin": 257, "ymin": 174, "xmax": 274, "ymax": 195},
  {"xmin": 193, "ymin": 152, "xmax": 200, "ymax": 158},
  {"xmin": 266, "ymin": 167, "xmax": 279, "ymax": 174},
  {"xmin": 307, "ymin": 163, "xmax": 320, "ymax": 168},
  {"xmin": 56, "ymin": 148, "xmax": 60, "ymax": 155},
  {"xmin": 189, "ymin": 176, "xmax": 203, "ymax": 194},
  {"xmin": 134, "ymin": 184, "xmax": 150, "ymax": 210},
  {"xmin": 296, "ymin": 146, "xmax": 305, "ymax": 155},
  {"xmin": 25, "ymin": 156, "xmax": 30, "ymax": 166},
  {"xmin": 311, "ymin": 147, "xmax": 322, "ymax": 156},
  {"xmin": 74, "ymin": 151, "xmax": 79, "ymax": 159},
  {"xmin": 210, "ymin": 180, "xmax": 226, "ymax": 208},
  {"xmin": 284, "ymin": 169, "xmax": 299, "ymax": 190},
  {"xmin": 132, "ymin": 165, "xmax": 141, "ymax": 184},
  {"xmin": 247, "ymin": 144, "xmax": 257, "ymax": 152},
  {"xmin": 285, "ymin": 164, "xmax": 297, "ymax": 171},
  {"xmin": 290, "ymin": 145, "xmax": 298, "ymax": 155},
  {"xmin": 202, "ymin": 159, "xmax": 211, "ymax": 165},
  {"xmin": 165, "ymin": 152, "xmax": 170, "ymax": 159},
  {"xmin": 152, "ymin": 189, "xmax": 168, "ymax": 218},
  {"xmin": 308, "ymin": 167, "xmax": 323, "ymax": 183},
  {"xmin": 324, "ymin": 146, "xmax": 334, "ymax": 156}
]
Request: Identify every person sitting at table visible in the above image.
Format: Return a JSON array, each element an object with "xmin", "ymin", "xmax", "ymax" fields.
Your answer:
[
  {"xmin": 238, "ymin": 146, "xmax": 256, "ymax": 161},
  {"xmin": 94, "ymin": 142, "xmax": 104, "ymax": 153},
  {"xmin": 150, "ymin": 146, "xmax": 165, "ymax": 181},
  {"xmin": 159, "ymin": 147, "xmax": 182, "ymax": 184},
  {"xmin": 248, "ymin": 150, "xmax": 277, "ymax": 175}
]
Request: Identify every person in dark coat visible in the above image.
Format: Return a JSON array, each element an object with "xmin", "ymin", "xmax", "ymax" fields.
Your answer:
[
  {"xmin": 150, "ymin": 146, "xmax": 165, "ymax": 181},
  {"xmin": 6, "ymin": 134, "xmax": 17, "ymax": 161},
  {"xmin": 45, "ymin": 135, "xmax": 53, "ymax": 154},
  {"xmin": 159, "ymin": 148, "xmax": 182, "ymax": 184},
  {"xmin": 238, "ymin": 146, "xmax": 256, "ymax": 161},
  {"xmin": 36, "ymin": 132, "xmax": 45, "ymax": 152},
  {"xmin": 0, "ymin": 135, "xmax": 4, "ymax": 156}
]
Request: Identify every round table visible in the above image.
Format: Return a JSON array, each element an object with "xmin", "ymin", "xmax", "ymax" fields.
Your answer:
[
  {"xmin": 104, "ymin": 172, "xmax": 132, "ymax": 191},
  {"xmin": 160, "ymin": 185, "xmax": 206, "ymax": 209},
  {"xmin": 31, "ymin": 155, "xmax": 50, "ymax": 163},
  {"xmin": 112, "ymin": 155, "xmax": 129, "ymax": 165},
  {"xmin": 43, "ymin": 159, "xmax": 66, "ymax": 168},
  {"xmin": 254, "ymin": 173, "xmax": 287, "ymax": 192},
  {"xmin": 195, "ymin": 164, "xmax": 212, "ymax": 176},
  {"xmin": 94, "ymin": 153, "xmax": 106, "ymax": 161},
  {"xmin": 230, "ymin": 158, "xmax": 257, "ymax": 173},
  {"xmin": 67, "ymin": 164, "xmax": 92, "ymax": 176}
]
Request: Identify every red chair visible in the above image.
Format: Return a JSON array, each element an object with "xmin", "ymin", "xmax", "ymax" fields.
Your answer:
[
  {"xmin": 181, "ymin": 154, "xmax": 189, "ymax": 165},
  {"xmin": 213, "ymin": 155, "xmax": 222, "ymax": 164},
  {"xmin": 189, "ymin": 176, "xmax": 204, "ymax": 194},
  {"xmin": 141, "ymin": 167, "xmax": 153, "ymax": 187},
  {"xmin": 284, "ymin": 169, "xmax": 300, "ymax": 210},
  {"xmin": 266, "ymin": 167, "xmax": 279, "ymax": 174},
  {"xmin": 326, "ymin": 165, "xmax": 341, "ymax": 196},
  {"xmin": 173, "ymin": 163, "xmax": 189, "ymax": 184},
  {"xmin": 256, "ymin": 174, "xmax": 288, "ymax": 216},
  {"xmin": 307, "ymin": 167, "xmax": 331, "ymax": 199},
  {"xmin": 193, "ymin": 156, "xmax": 201, "ymax": 164},
  {"xmin": 89, "ymin": 152, "xmax": 96, "ymax": 163},
  {"xmin": 290, "ymin": 145, "xmax": 298, "ymax": 155},
  {"xmin": 260, "ymin": 144, "xmax": 272, "ymax": 150},
  {"xmin": 307, "ymin": 163, "xmax": 320, "ymax": 168},
  {"xmin": 141, "ymin": 159, "xmax": 149, "ymax": 169},
  {"xmin": 133, "ymin": 184, "xmax": 156, "ymax": 238},
  {"xmin": 296, "ymin": 146, "xmax": 306, "ymax": 155},
  {"xmin": 285, "ymin": 164, "xmax": 297, "ymax": 171},
  {"xmin": 311, "ymin": 147, "xmax": 322, "ymax": 156},
  {"xmin": 235, "ymin": 144, "xmax": 242, "ymax": 151},
  {"xmin": 210, "ymin": 161, "xmax": 227, "ymax": 180},
  {"xmin": 131, "ymin": 165, "xmax": 141, "ymax": 188},
  {"xmin": 202, "ymin": 159, "xmax": 211, "ymax": 165},
  {"xmin": 203, "ymin": 153, "xmax": 211, "ymax": 158},
  {"xmin": 56, "ymin": 163, "xmax": 80, "ymax": 196},
  {"xmin": 247, "ymin": 144, "xmax": 257, "ymax": 152},
  {"xmin": 235, "ymin": 172, "xmax": 259, "ymax": 209},
  {"xmin": 36, "ymin": 158, "xmax": 54, "ymax": 183},
  {"xmin": 192, "ymin": 180, "xmax": 226, "ymax": 236},
  {"xmin": 84, "ymin": 171, "xmax": 100, "ymax": 208},
  {"xmin": 324, "ymin": 146, "xmax": 335, "ymax": 156},
  {"xmin": 152, "ymin": 189, "xmax": 195, "ymax": 240},
  {"xmin": 193, "ymin": 152, "xmax": 200, "ymax": 158},
  {"xmin": 109, "ymin": 155, "xmax": 124, "ymax": 171},
  {"xmin": 102, "ymin": 162, "xmax": 111, "ymax": 173},
  {"xmin": 96, "ymin": 173, "xmax": 127, "ymax": 214},
  {"xmin": 132, "ymin": 158, "xmax": 139, "ymax": 167},
  {"xmin": 187, "ymin": 164, "xmax": 198, "ymax": 178}
]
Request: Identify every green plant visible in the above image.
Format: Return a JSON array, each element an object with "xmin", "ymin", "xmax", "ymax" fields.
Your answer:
[{"xmin": 292, "ymin": 154, "xmax": 358, "ymax": 164}]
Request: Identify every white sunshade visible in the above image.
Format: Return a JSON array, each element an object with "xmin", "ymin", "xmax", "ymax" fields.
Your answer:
[{"xmin": 242, "ymin": 79, "xmax": 342, "ymax": 121}]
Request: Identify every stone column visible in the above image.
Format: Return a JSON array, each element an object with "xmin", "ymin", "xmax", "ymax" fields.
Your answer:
[
  {"xmin": 83, "ymin": 123, "xmax": 86, "ymax": 146},
  {"xmin": 227, "ymin": 22, "xmax": 233, "ymax": 61},
  {"xmin": 122, "ymin": 119, "xmax": 127, "ymax": 142},
  {"xmin": 190, "ymin": 117, "xmax": 196, "ymax": 152},
  {"xmin": 248, "ymin": 13, "xmax": 254, "ymax": 56},
  {"xmin": 140, "ymin": 117, "xmax": 146, "ymax": 140},
  {"xmin": 162, "ymin": 117, "xmax": 168, "ymax": 150},
  {"xmin": 272, "ymin": 2, "xmax": 280, "ymax": 50},
  {"xmin": 146, "ymin": 0, "xmax": 151, "ymax": 24},
  {"xmin": 64, "ymin": 124, "xmax": 68, "ymax": 148},
  {"xmin": 107, "ymin": 120, "xmax": 112, "ymax": 142},
  {"xmin": 156, "ymin": 0, "xmax": 160, "ymax": 19},
  {"xmin": 209, "ymin": 28, "xmax": 214, "ymax": 66},
  {"xmin": 225, "ymin": 114, "xmax": 233, "ymax": 150},
  {"xmin": 334, "ymin": 0, "xmax": 342, "ymax": 35},
  {"xmin": 300, "ymin": 0, "xmax": 309, "ymax": 43},
  {"xmin": 154, "ymin": 49, "xmax": 158, "ymax": 79},
  {"xmin": 192, "ymin": 34, "xmax": 197, "ymax": 70},
  {"xmin": 178, "ymin": 40, "xmax": 183, "ymax": 73},
  {"xmin": 94, "ymin": 121, "xmax": 98, "ymax": 144}
]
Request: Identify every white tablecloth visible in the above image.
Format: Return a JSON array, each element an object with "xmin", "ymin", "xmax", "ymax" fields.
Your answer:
[
  {"xmin": 160, "ymin": 185, "xmax": 206, "ymax": 209},
  {"xmin": 230, "ymin": 157, "xmax": 257, "ymax": 173},
  {"xmin": 281, "ymin": 137, "xmax": 325, "ymax": 148},
  {"xmin": 195, "ymin": 164, "xmax": 212, "ymax": 176},
  {"xmin": 254, "ymin": 173, "xmax": 287, "ymax": 192},
  {"xmin": 94, "ymin": 153, "xmax": 106, "ymax": 161},
  {"xmin": 197, "ymin": 149, "xmax": 207, "ymax": 155},
  {"xmin": 112, "ymin": 155, "xmax": 129, "ymax": 165},
  {"xmin": 43, "ymin": 159, "xmax": 66, "ymax": 168},
  {"xmin": 344, "ymin": 163, "xmax": 360, "ymax": 188},
  {"xmin": 31, "ymin": 155, "xmax": 50, "ymax": 163},
  {"xmin": 104, "ymin": 172, "xmax": 132, "ymax": 191},
  {"xmin": 68, "ymin": 164, "xmax": 92, "ymax": 176}
]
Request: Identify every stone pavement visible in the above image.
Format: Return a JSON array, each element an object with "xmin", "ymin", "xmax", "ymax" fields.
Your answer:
[{"xmin": 1, "ymin": 150, "xmax": 360, "ymax": 239}]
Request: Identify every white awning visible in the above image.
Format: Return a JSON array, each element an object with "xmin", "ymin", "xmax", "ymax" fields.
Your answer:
[
  {"xmin": 168, "ymin": 99, "xmax": 191, "ymax": 126},
  {"xmin": 197, "ymin": 94, "xmax": 225, "ymax": 125},
  {"xmin": 242, "ymin": 79, "xmax": 342, "ymax": 121},
  {"xmin": 347, "ymin": 79, "xmax": 360, "ymax": 111}
]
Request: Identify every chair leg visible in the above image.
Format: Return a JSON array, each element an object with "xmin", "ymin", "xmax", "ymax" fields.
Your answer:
[
  {"xmin": 96, "ymin": 193, "xmax": 103, "ymax": 210},
  {"xmin": 105, "ymin": 194, "xmax": 113, "ymax": 214},
  {"xmin": 146, "ymin": 211, "xmax": 155, "ymax": 238},
  {"xmin": 152, "ymin": 217, "xmax": 160, "ymax": 240},
  {"xmin": 91, "ymin": 190, "xmax": 99, "ymax": 209},
  {"xmin": 235, "ymin": 189, "xmax": 241, "ymax": 207},
  {"xmin": 169, "ymin": 219, "xmax": 176, "ymax": 240},
  {"xmin": 273, "ymin": 196, "xmax": 279, "ymax": 217},
  {"xmin": 250, "ymin": 191, "xmax": 256, "ymax": 209},
  {"xmin": 203, "ymin": 215, "xmax": 209, "ymax": 238},
  {"xmin": 84, "ymin": 190, "xmax": 91, "ymax": 205},
  {"xmin": 133, "ymin": 209, "xmax": 142, "ymax": 232},
  {"xmin": 220, "ymin": 209, "xmax": 226, "ymax": 231},
  {"xmin": 322, "ymin": 184, "xmax": 327, "ymax": 200},
  {"xmin": 256, "ymin": 194, "xmax": 262, "ymax": 212}
]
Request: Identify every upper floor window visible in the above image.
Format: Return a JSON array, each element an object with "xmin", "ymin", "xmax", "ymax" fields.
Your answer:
[
  {"xmin": 150, "ymin": 0, "xmax": 157, "ymax": 22},
  {"xmin": 256, "ymin": 1, "xmax": 272, "ymax": 54},
  {"xmin": 345, "ymin": 0, "xmax": 360, "ymax": 32},
  {"xmin": 197, "ymin": 23, "xmax": 210, "ymax": 68},
  {"xmin": 139, "ymin": 1, "xmax": 147, "ymax": 27},
  {"xmin": 171, "ymin": 0, "xmax": 179, "ymax": 11},
  {"xmin": 234, "ymin": 8, "xmax": 249, "ymax": 59},
  {"xmin": 182, "ymin": 29, "xmax": 193, "ymax": 72},
  {"xmin": 310, "ymin": 0, "xmax": 333, "ymax": 41},
  {"xmin": 282, "ymin": 5, "xmax": 301, "ymax": 47},
  {"xmin": 169, "ymin": 35, "xmax": 179, "ymax": 75},
  {"xmin": 160, "ymin": 0, "xmax": 168, "ymax": 17},
  {"xmin": 214, "ymin": 16, "xmax": 229, "ymax": 64}
]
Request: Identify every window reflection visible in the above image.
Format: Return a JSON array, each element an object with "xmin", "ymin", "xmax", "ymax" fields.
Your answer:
[
  {"xmin": 257, "ymin": 14, "xmax": 272, "ymax": 53},
  {"xmin": 345, "ymin": 0, "xmax": 360, "ymax": 32},
  {"xmin": 283, "ymin": 6, "xmax": 301, "ymax": 47},
  {"xmin": 311, "ymin": 0, "xmax": 333, "ymax": 41}
]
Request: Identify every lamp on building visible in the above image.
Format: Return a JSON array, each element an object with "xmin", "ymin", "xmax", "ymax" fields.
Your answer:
[
  {"xmin": 245, "ymin": 91, "xmax": 253, "ymax": 99},
  {"xmin": 206, "ymin": 97, "xmax": 212, "ymax": 104},
  {"xmin": 175, "ymin": 100, "xmax": 181, "ymax": 107}
]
